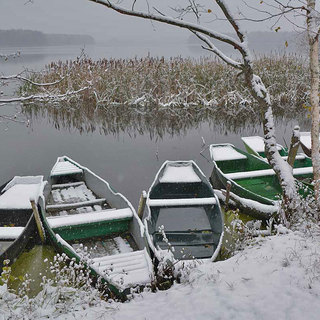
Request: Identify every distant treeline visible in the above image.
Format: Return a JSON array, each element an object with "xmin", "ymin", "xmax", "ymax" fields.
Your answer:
[{"xmin": 0, "ymin": 29, "xmax": 95, "ymax": 47}]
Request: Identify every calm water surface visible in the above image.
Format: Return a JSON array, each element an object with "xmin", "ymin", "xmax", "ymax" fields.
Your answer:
[{"xmin": 0, "ymin": 44, "xmax": 310, "ymax": 293}]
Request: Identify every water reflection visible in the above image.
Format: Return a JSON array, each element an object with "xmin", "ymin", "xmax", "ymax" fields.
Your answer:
[
  {"xmin": 9, "ymin": 245, "xmax": 56, "ymax": 297},
  {"xmin": 24, "ymin": 102, "xmax": 310, "ymax": 139}
]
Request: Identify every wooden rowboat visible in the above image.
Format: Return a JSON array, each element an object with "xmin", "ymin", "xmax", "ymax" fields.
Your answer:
[
  {"xmin": 38, "ymin": 156, "xmax": 153, "ymax": 300},
  {"xmin": 210, "ymin": 144, "xmax": 313, "ymax": 219},
  {"xmin": 143, "ymin": 160, "xmax": 223, "ymax": 262},
  {"xmin": 0, "ymin": 176, "xmax": 44, "ymax": 270},
  {"xmin": 241, "ymin": 135, "xmax": 313, "ymax": 186}
]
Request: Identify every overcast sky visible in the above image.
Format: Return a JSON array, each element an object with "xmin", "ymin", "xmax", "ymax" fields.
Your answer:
[{"xmin": 0, "ymin": 0, "xmax": 305, "ymax": 43}]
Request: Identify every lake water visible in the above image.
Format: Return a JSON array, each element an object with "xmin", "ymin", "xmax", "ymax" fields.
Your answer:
[
  {"xmin": 0, "ymin": 44, "xmax": 310, "ymax": 294},
  {"xmin": 0, "ymin": 44, "xmax": 310, "ymax": 208}
]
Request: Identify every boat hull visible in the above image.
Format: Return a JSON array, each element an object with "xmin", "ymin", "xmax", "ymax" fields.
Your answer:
[
  {"xmin": 143, "ymin": 160, "xmax": 224, "ymax": 263},
  {"xmin": 210, "ymin": 144, "xmax": 313, "ymax": 219},
  {"xmin": 0, "ymin": 178, "xmax": 42, "ymax": 271},
  {"xmin": 40, "ymin": 156, "xmax": 152, "ymax": 300}
]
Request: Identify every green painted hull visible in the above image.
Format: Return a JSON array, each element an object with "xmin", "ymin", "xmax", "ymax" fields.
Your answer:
[
  {"xmin": 242, "ymin": 139, "xmax": 314, "ymax": 188},
  {"xmin": 52, "ymin": 218, "xmax": 131, "ymax": 241},
  {"xmin": 38, "ymin": 156, "xmax": 149, "ymax": 301},
  {"xmin": 144, "ymin": 160, "xmax": 224, "ymax": 262},
  {"xmin": 39, "ymin": 198, "xmax": 127, "ymax": 300},
  {"xmin": 210, "ymin": 144, "xmax": 313, "ymax": 219}
]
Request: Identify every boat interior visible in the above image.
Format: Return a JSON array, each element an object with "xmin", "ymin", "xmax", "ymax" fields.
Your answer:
[
  {"xmin": 211, "ymin": 144, "xmax": 313, "ymax": 200},
  {"xmin": 43, "ymin": 157, "xmax": 153, "ymax": 288},
  {"xmin": 150, "ymin": 204, "xmax": 222, "ymax": 260},
  {"xmin": 147, "ymin": 162, "xmax": 223, "ymax": 260}
]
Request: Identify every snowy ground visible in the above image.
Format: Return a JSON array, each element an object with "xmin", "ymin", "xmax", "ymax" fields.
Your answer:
[{"xmin": 1, "ymin": 227, "xmax": 320, "ymax": 320}]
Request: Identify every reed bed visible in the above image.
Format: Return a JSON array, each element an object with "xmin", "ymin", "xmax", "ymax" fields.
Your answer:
[{"xmin": 21, "ymin": 54, "xmax": 309, "ymax": 135}]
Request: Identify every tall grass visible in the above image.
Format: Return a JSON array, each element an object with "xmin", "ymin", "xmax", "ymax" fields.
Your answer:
[
  {"xmin": 20, "ymin": 54, "xmax": 310, "ymax": 135},
  {"xmin": 20, "ymin": 54, "xmax": 309, "ymax": 110}
]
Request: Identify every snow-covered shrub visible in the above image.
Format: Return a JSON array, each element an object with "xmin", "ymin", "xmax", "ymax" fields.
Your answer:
[{"xmin": 0, "ymin": 253, "xmax": 111, "ymax": 319}]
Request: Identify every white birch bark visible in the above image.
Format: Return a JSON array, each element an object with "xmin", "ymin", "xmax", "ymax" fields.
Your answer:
[{"xmin": 307, "ymin": 0, "xmax": 320, "ymax": 204}]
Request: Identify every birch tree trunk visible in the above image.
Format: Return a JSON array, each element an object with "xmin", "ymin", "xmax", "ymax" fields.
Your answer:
[{"xmin": 307, "ymin": 0, "xmax": 320, "ymax": 205}]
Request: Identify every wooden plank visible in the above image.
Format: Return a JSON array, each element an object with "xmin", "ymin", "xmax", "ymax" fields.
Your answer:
[
  {"xmin": 225, "ymin": 166, "xmax": 313, "ymax": 180},
  {"xmin": 46, "ymin": 198, "xmax": 106, "ymax": 212},
  {"xmin": 52, "ymin": 181, "xmax": 84, "ymax": 189},
  {"xmin": 148, "ymin": 197, "xmax": 216, "ymax": 207},
  {"xmin": 47, "ymin": 208, "xmax": 132, "ymax": 228}
]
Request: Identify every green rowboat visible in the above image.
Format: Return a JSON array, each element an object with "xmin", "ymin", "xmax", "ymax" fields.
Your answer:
[
  {"xmin": 210, "ymin": 144, "xmax": 313, "ymax": 219},
  {"xmin": 241, "ymin": 136, "xmax": 313, "ymax": 188},
  {"xmin": 143, "ymin": 160, "xmax": 224, "ymax": 262},
  {"xmin": 39, "ymin": 156, "xmax": 153, "ymax": 300},
  {"xmin": 0, "ymin": 176, "xmax": 45, "ymax": 270}
]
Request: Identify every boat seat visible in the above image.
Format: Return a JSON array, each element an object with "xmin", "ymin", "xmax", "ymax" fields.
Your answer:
[
  {"xmin": 241, "ymin": 136, "xmax": 283, "ymax": 153},
  {"xmin": 210, "ymin": 145, "xmax": 247, "ymax": 161},
  {"xmin": 91, "ymin": 249, "xmax": 153, "ymax": 287},
  {"xmin": 51, "ymin": 181, "xmax": 85, "ymax": 189},
  {"xmin": 148, "ymin": 197, "xmax": 216, "ymax": 207},
  {"xmin": 159, "ymin": 163, "xmax": 201, "ymax": 183},
  {"xmin": 154, "ymin": 230, "xmax": 218, "ymax": 245},
  {"xmin": 225, "ymin": 166, "xmax": 313, "ymax": 180},
  {"xmin": 46, "ymin": 198, "xmax": 106, "ymax": 212},
  {"xmin": 0, "ymin": 179, "xmax": 43, "ymax": 210},
  {"xmin": 47, "ymin": 207, "xmax": 133, "ymax": 229},
  {"xmin": 282, "ymin": 154, "xmax": 306, "ymax": 161},
  {"xmin": 50, "ymin": 161, "xmax": 83, "ymax": 177},
  {"xmin": 0, "ymin": 227, "xmax": 24, "ymax": 240}
]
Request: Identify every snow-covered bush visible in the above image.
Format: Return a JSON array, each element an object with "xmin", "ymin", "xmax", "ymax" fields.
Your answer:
[{"xmin": 0, "ymin": 253, "xmax": 111, "ymax": 319}]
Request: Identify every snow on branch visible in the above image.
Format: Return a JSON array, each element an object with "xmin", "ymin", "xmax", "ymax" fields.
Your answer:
[
  {"xmin": 0, "ymin": 74, "xmax": 66, "ymax": 87},
  {"xmin": 90, "ymin": 0, "xmax": 246, "ymax": 53},
  {"xmin": 0, "ymin": 87, "xmax": 89, "ymax": 105},
  {"xmin": 0, "ymin": 51, "xmax": 20, "ymax": 60},
  {"xmin": 193, "ymin": 31, "xmax": 243, "ymax": 69},
  {"xmin": 251, "ymin": 74, "xmax": 271, "ymax": 104}
]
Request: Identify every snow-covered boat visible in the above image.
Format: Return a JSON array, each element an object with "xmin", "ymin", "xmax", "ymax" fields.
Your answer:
[
  {"xmin": 241, "ymin": 135, "xmax": 313, "ymax": 185},
  {"xmin": 241, "ymin": 135, "xmax": 287, "ymax": 158},
  {"xmin": 241, "ymin": 135, "xmax": 311, "ymax": 164},
  {"xmin": 39, "ymin": 156, "xmax": 153, "ymax": 300},
  {"xmin": 0, "ymin": 176, "xmax": 45, "ymax": 269},
  {"xmin": 143, "ymin": 160, "xmax": 223, "ymax": 262},
  {"xmin": 209, "ymin": 144, "xmax": 314, "ymax": 219}
]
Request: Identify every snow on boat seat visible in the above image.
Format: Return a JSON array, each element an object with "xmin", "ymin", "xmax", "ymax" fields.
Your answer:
[
  {"xmin": 47, "ymin": 208, "xmax": 133, "ymax": 229},
  {"xmin": 300, "ymin": 132, "xmax": 311, "ymax": 150},
  {"xmin": 225, "ymin": 166, "xmax": 313, "ymax": 180},
  {"xmin": 159, "ymin": 163, "xmax": 201, "ymax": 183},
  {"xmin": 282, "ymin": 154, "xmax": 306, "ymax": 161},
  {"xmin": 241, "ymin": 136, "xmax": 283, "ymax": 153},
  {"xmin": 51, "ymin": 181, "xmax": 85, "ymax": 189},
  {"xmin": 148, "ymin": 197, "xmax": 216, "ymax": 207},
  {"xmin": 92, "ymin": 249, "xmax": 153, "ymax": 287},
  {"xmin": 0, "ymin": 176, "xmax": 44, "ymax": 209},
  {"xmin": 210, "ymin": 145, "xmax": 247, "ymax": 161},
  {"xmin": 0, "ymin": 227, "xmax": 24, "ymax": 240},
  {"xmin": 50, "ymin": 160, "xmax": 83, "ymax": 177},
  {"xmin": 46, "ymin": 198, "xmax": 107, "ymax": 212},
  {"xmin": 242, "ymin": 136, "xmax": 306, "ymax": 160}
]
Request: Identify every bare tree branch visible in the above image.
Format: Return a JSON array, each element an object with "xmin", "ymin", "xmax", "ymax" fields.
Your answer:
[
  {"xmin": 89, "ymin": 0, "xmax": 246, "ymax": 53},
  {"xmin": 0, "ymin": 87, "xmax": 89, "ymax": 105},
  {"xmin": 0, "ymin": 74, "xmax": 66, "ymax": 87},
  {"xmin": 192, "ymin": 31, "xmax": 243, "ymax": 69}
]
